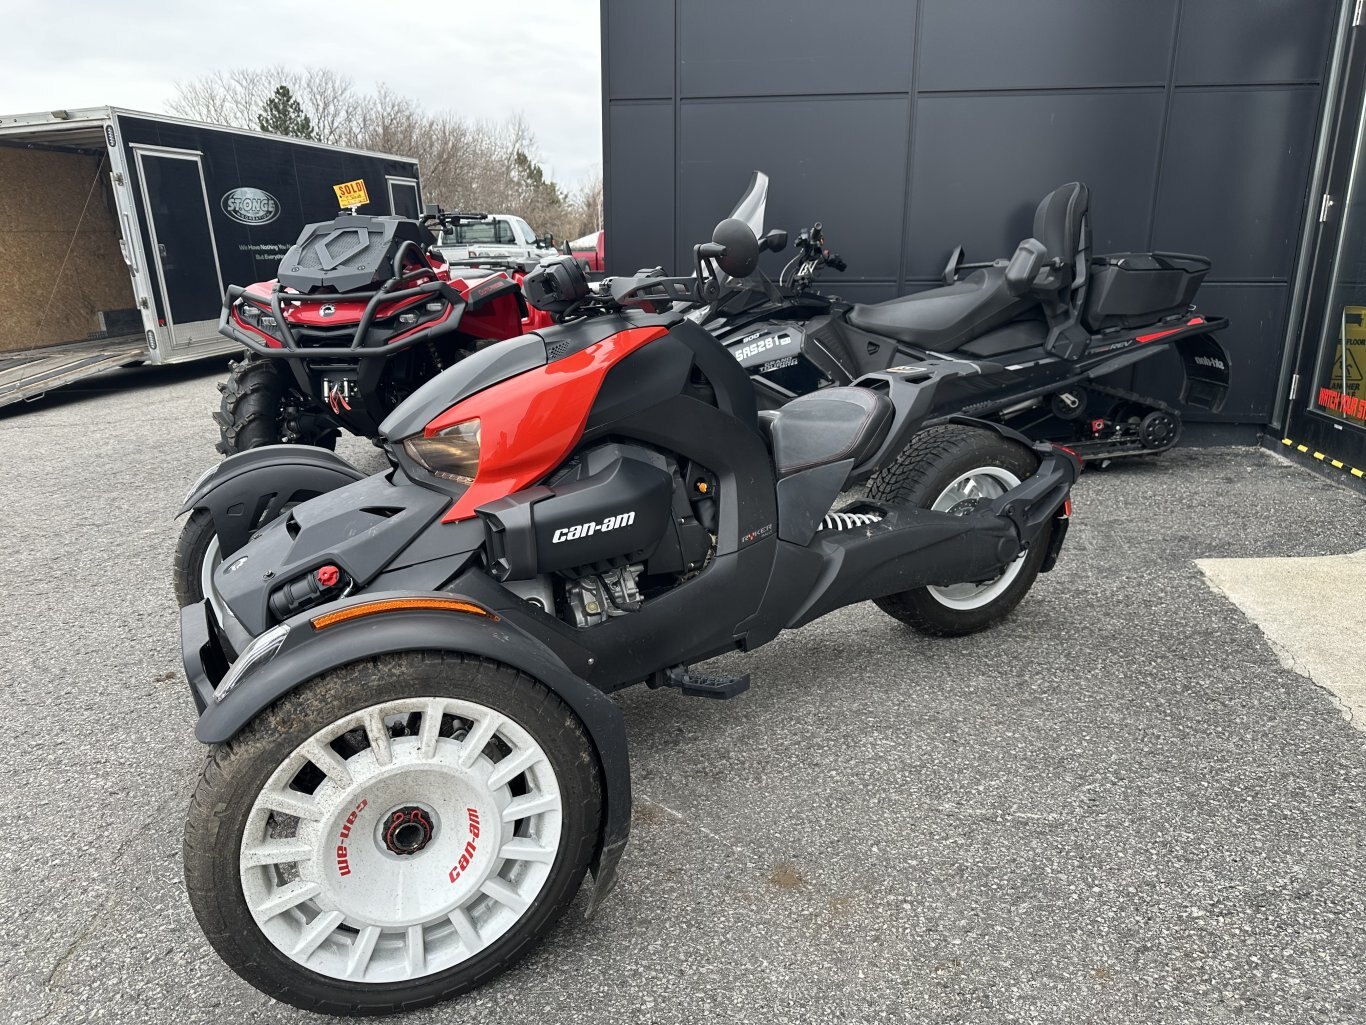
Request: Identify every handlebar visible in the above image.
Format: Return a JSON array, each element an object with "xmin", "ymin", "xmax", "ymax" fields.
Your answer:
[{"xmin": 778, "ymin": 221, "xmax": 846, "ymax": 288}]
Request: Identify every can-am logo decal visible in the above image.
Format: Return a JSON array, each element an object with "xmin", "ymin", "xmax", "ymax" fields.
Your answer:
[
  {"xmin": 551, "ymin": 511, "xmax": 635, "ymax": 544},
  {"xmin": 221, "ymin": 187, "xmax": 280, "ymax": 225}
]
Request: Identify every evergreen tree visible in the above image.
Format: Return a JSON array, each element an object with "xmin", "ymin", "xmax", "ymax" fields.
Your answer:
[{"xmin": 257, "ymin": 85, "xmax": 315, "ymax": 139}]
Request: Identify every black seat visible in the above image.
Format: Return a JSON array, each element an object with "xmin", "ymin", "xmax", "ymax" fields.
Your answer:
[
  {"xmin": 845, "ymin": 182, "xmax": 1091, "ymax": 353},
  {"xmin": 766, "ymin": 387, "xmax": 893, "ymax": 478},
  {"xmin": 846, "ymin": 265, "xmax": 1027, "ymax": 351}
]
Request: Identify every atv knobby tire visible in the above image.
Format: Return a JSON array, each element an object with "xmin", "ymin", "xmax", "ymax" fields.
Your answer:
[
  {"xmin": 215, "ymin": 356, "xmax": 338, "ymax": 455},
  {"xmin": 867, "ymin": 423, "xmax": 1051, "ymax": 636},
  {"xmin": 184, "ymin": 652, "xmax": 603, "ymax": 1016}
]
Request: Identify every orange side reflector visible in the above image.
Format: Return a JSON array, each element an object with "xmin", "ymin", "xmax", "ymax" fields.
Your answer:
[{"xmin": 311, "ymin": 597, "xmax": 494, "ymax": 630}]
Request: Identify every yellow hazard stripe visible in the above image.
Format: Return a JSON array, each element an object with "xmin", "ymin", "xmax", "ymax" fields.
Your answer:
[{"xmin": 1282, "ymin": 436, "xmax": 1366, "ymax": 482}]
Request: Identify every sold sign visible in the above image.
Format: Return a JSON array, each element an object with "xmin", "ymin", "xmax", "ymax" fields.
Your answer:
[{"xmin": 333, "ymin": 178, "xmax": 370, "ymax": 210}]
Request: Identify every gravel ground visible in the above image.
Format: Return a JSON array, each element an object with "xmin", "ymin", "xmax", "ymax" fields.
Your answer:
[{"xmin": 1, "ymin": 362, "xmax": 1364, "ymax": 1025}]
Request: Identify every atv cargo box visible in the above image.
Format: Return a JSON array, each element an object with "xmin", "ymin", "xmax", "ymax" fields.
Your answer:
[{"xmin": 1082, "ymin": 252, "xmax": 1210, "ymax": 332}]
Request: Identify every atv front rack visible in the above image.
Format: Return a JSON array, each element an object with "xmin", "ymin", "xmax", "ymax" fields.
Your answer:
[{"xmin": 219, "ymin": 272, "xmax": 469, "ymax": 362}]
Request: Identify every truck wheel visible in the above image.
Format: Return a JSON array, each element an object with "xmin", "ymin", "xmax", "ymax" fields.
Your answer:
[
  {"xmin": 185, "ymin": 652, "xmax": 602, "ymax": 1016},
  {"xmin": 215, "ymin": 357, "xmax": 338, "ymax": 455},
  {"xmin": 868, "ymin": 424, "xmax": 1051, "ymax": 637}
]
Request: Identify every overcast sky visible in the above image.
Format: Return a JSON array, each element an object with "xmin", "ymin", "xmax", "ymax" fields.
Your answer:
[{"xmin": 0, "ymin": 0, "xmax": 603, "ymax": 186}]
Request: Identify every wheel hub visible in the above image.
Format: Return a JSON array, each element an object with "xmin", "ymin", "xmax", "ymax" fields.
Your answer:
[
  {"xmin": 927, "ymin": 466, "xmax": 1028, "ymax": 610},
  {"xmin": 383, "ymin": 805, "xmax": 435, "ymax": 856}
]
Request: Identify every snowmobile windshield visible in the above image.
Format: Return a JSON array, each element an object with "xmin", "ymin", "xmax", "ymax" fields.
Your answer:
[{"xmin": 728, "ymin": 171, "xmax": 769, "ymax": 240}]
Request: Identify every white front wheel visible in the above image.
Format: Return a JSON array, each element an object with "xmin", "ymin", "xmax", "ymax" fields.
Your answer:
[{"xmin": 185, "ymin": 654, "xmax": 601, "ymax": 1015}]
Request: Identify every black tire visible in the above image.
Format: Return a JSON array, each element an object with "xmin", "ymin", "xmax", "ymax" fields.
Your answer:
[
  {"xmin": 184, "ymin": 653, "xmax": 602, "ymax": 1016},
  {"xmin": 172, "ymin": 508, "xmax": 217, "ymax": 607},
  {"xmin": 214, "ymin": 356, "xmax": 338, "ymax": 455},
  {"xmin": 868, "ymin": 423, "xmax": 1051, "ymax": 637}
]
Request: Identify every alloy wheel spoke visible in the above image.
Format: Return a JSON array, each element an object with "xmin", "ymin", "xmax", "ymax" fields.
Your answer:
[
  {"xmin": 241, "ymin": 838, "xmax": 313, "ymax": 868},
  {"xmin": 448, "ymin": 907, "xmax": 481, "ymax": 950},
  {"xmin": 290, "ymin": 910, "xmax": 345, "ymax": 960},
  {"xmin": 486, "ymin": 747, "xmax": 541, "ymax": 790},
  {"xmin": 254, "ymin": 880, "xmax": 322, "ymax": 920},
  {"xmin": 301, "ymin": 739, "xmax": 353, "ymax": 788},
  {"xmin": 480, "ymin": 877, "xmax": 530, "ymax": 913},
  {"xmin": 406, "ymin": 924, "xmax": 426, "ymax": 976},
  {"xmin": 344, "ymin": 925, "xmax": 381, "ymax": 980},
  {"xmin": 498, "ymin": 838, "xmax": 556, "ymax": 865},
  {"xmin": 417, "ymin": 699, "xmax": 445, "ymax": 760},
  {"xmin": 259, "ymin": 787, "xmax": 323, "ymax": 822},
  {"xmin": 502, "ymin": 791, "xmax": 558, "ymax": 823},
  {"xmin": 457, "ymin": 712, "xmax": 503, "ymax": 769},
  {"xmin": 363, "ymin": 710, "xmax": 393, "ymax": 767}
]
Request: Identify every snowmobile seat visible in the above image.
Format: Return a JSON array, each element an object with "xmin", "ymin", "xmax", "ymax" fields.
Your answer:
[
  {"xmin": 845, "ymin": 266, "xmax": 1030, "ymax": 351},
  {"xmin": 845, "ymin": 182, "xmax": 1091, "ymax": 353},
  {"xmin": 765, "ymin": 387, "xmax": 893, "ymax": 478}
]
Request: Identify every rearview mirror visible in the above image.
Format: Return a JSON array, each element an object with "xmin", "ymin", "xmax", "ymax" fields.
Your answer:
[
  {"xmin": 759, "ymin": 229, "xmax": 788, "ymax": 254},
  {"xmin": 711, "ymin": 217, "xmax": 760, "ymax": 278}
]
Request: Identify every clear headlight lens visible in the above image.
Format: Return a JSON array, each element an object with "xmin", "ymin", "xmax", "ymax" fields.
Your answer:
[
  {"xmin": 215, "ymin": 623, "xmax": 289, "ymax": 700},
  {"xmin": 237, "ymin": 300, "xmax": 281, "ymax": 339},
  {"xmin": 403, "ymin": 419, "xmax": 481, "ymax": 484}
]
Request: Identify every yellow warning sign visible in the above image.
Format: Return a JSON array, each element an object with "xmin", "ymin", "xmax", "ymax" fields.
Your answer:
[
  {"xmin": 332, "ymin": 178, "xmax": 370, "ymax": 209},
  {"xmin": 1318, "ymin": 305, "xmax": 1366, "ymax": 422}
]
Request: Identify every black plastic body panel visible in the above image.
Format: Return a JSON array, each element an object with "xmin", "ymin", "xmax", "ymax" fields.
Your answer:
[
  {"xmin": 214, "ymin": 474, "xmax": 453, "ymax": 635},
  {"xmin": 479, "ymin": 454, "xmax": 674, "ymax": 579},
  {"xmin": 180, "ymin": 445, "xmax": 367, "ymax": 558}
]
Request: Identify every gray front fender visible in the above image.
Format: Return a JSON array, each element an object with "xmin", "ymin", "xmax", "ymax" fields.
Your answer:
[{"xmin": 179, "ymin": 445, "xmax": 366, "ymax": 557}]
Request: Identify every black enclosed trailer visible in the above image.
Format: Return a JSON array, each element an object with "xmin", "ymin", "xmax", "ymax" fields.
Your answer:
[{"xmin": 0, "ymin": 106, "xmax": 421, "ymax": 407}]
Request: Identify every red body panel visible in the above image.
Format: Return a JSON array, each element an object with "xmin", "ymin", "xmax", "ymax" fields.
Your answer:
[
  {"xmin": 236, "ymin": 265, "xmax": 533, "ymax": 346},
  {"xmin": 431, "ymin": 325, "xmax": 668, "ymax": 522}
]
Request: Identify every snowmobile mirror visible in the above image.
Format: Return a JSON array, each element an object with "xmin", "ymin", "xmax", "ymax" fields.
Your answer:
[
  {"xmin": 1005, "ymin": 237, "xmax": 1048, "ymax": 296},
  {"xmin": 711, "ymin": 217, "xmax": 760, "ymax": 278},
  {"xmin": 759, "ymin": 229, "xmax": 788, "ymax": 254}
]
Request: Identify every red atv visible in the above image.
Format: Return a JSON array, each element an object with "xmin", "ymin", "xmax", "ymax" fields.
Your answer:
[{"xmin": 215, "ymin": 209, "xmax": 555, "ymax": 454}]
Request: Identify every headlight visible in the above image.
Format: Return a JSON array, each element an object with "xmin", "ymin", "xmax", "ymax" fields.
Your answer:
[
  {"xmin": 236, "ymin": 300, "xmax": 281, "ymax": 340},
  {"xmin": 215, "ymin": 623, "xmax": 289, "ymax": 700},
  {"xmin": 403, "ymin": 419, "xmax": 481, "ymax": 483}
]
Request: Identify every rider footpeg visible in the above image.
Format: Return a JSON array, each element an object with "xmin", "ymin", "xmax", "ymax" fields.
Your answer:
[{"xmin": 652, "ymin": 664, "xmax": 751, "ymax": 700}]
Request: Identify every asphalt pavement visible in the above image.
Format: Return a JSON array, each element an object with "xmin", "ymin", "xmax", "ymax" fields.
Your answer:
[{"xmin": 1, "ymin": 363, "xmax": 1364, "ymax": 1024}]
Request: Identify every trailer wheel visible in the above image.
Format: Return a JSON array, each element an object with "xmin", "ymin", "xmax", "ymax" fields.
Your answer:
[
  {"xmin": 868, "ymin": 424, "xmax": 1051, "ymax": 636},
  {"xmin": 215, "ymin": 357, "xmax": 338, "ymax": 455},
  {"xmin": 184, "ymin": 652, "xmax": 601, "ymax": 1015}
]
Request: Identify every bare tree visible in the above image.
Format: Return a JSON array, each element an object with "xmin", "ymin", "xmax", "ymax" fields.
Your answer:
[{"xmin": 167, "ymin": 69, "xmax": 602, "ymax": 240}]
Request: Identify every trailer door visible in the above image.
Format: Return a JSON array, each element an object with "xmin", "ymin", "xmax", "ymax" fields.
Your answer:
[{"xmin": 132, "ymin": 147, "xmax": 224, "ymax": 348}]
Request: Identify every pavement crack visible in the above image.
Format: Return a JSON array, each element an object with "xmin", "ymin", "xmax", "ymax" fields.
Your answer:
[
  {"xmin": 637, "ymin": 794, "xmax": 757, "ymax": 867},
  {"xmin": 35, "ymin": 789, "xmax": 183, "ymax": 1013}
]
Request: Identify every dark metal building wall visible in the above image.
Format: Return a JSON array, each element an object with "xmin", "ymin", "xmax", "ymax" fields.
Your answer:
[{"xmin": 601, "ymin": 0, "xmax": 1341, "ymax": 425}]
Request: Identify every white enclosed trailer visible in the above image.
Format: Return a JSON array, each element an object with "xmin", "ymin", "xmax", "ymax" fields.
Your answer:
[{"xmin": 0, "ymin": 107, "xmax": 421, "ymax": 407}]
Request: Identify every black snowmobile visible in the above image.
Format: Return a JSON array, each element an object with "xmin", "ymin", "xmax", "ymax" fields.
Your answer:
[{"xmin": 701, "ymin": 176, "xmax": 1231, "ymax": 461}]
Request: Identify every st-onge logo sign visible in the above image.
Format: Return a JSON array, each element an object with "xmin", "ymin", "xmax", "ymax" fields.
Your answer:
[{"xmin": 222, "ymin": 187, "xmax": 280, "ymax": 225}]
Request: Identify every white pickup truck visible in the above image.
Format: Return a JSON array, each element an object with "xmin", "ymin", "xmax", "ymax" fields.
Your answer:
[{"xmin": 434, "ymin": 213, "xmax": 556, "ymax": 266}]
